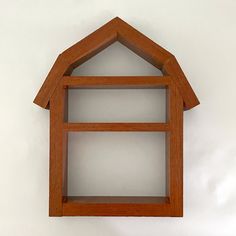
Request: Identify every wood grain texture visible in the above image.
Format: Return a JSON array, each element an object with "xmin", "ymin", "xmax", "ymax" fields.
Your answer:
[
  {"xmin": 61, "ymin": 18, "xmax": 118, "ymax": 68},
  {"xmin": 33, "ymin": 17, "xmax": 199, "ymax": 109},
  {"xmin": 62, "ymin": 76, "xmax": 171, "ymax": 89},
  {"xmin": 33, "ymin": 18, "xmax": 117, "ymax": 108},
  {"xmin": 47, "ymin": 77, "xmax": 185, "ymax": 217},
  {"xmin": 116, "ymin": 17, "xmax": 173, "ymax": 69},
  {"xmin": 166, "ymin": 83, "xmax": 183, "ymax": 216},
  {"xmin": 49, "ymin": 84, "xmax": 68, "ymax": 216},
  {"xmin": 34, "ymin": 55, "xmax": 70, "ymax": 109},
  {"xmin": 62, "ymin": 197, "xmax": 172, "ymax": 216},
  {"xmin": 63, "ymin": 123, "xmax": 170, "ymax": 132},
  {"xmin": 163, "ymin": 56, "xmax": 199, "ymax": 110},
  {"xmin": 65, "ymin": 196, "xmax": 169, "ymax": 204},
  {"xmin": 34, "ymin": 17, "xmax": 199, "ymax": 217}
]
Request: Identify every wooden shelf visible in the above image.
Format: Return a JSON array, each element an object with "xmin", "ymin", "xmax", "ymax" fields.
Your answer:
[
  {"xmin": 64, "ymin": 196, "xmax": 169, "ymax": 204},
  {"xmin": 63, "ymin": 122, "xmax": 170, "ymax": 132},
  {"xmin": 62, "ymin": 76, "xmax": 172, "ymax": 89},
  {"xmin": 32, "ymin": 17, "xmax": 200, "ymax": 217},
  {"xmin": 62, "ymin": 196, "xmax": 171, "ymax": 216}
]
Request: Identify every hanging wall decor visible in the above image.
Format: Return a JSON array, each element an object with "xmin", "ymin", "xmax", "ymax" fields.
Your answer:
[{"xmin": 34, "ymin": 17, "xmax": 199, "ymax": 217}]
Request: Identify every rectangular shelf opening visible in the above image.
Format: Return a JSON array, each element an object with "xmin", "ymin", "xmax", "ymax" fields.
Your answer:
[
  {"xmin": 68, "ymin": 88, "xmax": 166, "ymax": 122},
  {"xmin": 68, "ymin": 132, "xmax": 166, "ymax": 197}
]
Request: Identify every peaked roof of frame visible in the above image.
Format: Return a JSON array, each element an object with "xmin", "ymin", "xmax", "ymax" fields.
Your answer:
[{"xmin": 34, "ymin": 17, "xmax": 199, "ymax": 110}]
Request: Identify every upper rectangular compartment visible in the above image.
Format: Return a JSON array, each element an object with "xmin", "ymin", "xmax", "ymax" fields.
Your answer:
[{"xmin": 65, "ymin": 76, "xmax": 169, "ymax": 123}]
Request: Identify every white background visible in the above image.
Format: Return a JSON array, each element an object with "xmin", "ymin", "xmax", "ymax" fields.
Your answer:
[
  {"xmin": 1, "ymin": 0, "xmax": 236, "ymax": 235},
  {"xmin": 68, "ymin": 43, "xmax": 167, "ymax": 197}
]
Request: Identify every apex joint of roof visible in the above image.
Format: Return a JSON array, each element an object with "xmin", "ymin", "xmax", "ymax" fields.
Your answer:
[{"xmin": 34, "ymin": 17, "xmax": 199, "ymax": 110}]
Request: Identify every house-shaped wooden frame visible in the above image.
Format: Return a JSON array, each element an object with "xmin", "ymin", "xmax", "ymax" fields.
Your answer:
[{"xmin": 34, "ymin": 17, "xmax": 199, "ymax": 217}]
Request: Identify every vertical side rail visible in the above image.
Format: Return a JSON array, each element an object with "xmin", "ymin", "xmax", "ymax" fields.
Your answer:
[
  {"xmin": 166, "ymin": 83, "xmax": 183, "ymax": 216},
  {"xmin": 63, "ymin": 89, "xmax": 68, "ymax": 200},
  {"xmin": 49, "ymin": 83, "xmax": 68, "ymax": 216}
]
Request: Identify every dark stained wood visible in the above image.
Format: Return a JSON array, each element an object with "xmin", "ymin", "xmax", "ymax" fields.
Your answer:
[
  {"xmin": 62, "ymin": 76, "xmax": 171, "ymax": 89},
  {"xmin": 63, "ymin": 123, "xmax": 170, "ymax": 132}
]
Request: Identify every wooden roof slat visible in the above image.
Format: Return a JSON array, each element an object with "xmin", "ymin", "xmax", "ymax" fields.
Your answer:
[
  {"xmin": 33, "ymin": 55, "xmax": 70, "ymax": 108},
  {"xmin": 34, "ymin": 19, "xmax": 119, "ymax": 109},
  {"xmin": 116, "ymin": 17, "xmax": 173, "ymax": 69},
  {"xmin": 34, "ymin": 17, "xmax": 199, "ymax": 110},
  {"xmin": 61, "ymin": 18, "xmax": 118, "ymax": 68},
  {"xmin": 162, "ymin": 57, "xmax": 200, "ymax": 110}
]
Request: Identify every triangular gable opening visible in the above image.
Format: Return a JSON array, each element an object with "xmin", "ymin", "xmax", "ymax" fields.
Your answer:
[{"xmin": 72, "ymin": 42, "xmax": 163, "ymax": 76}]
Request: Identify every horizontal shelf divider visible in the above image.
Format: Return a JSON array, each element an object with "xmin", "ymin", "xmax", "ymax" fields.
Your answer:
[
  {"xmin": 62, "ymin": 76, "xmax": 172, "ymax": 89},
  {"xmin": 63, "ymin": 122, "xmax": 170, "ymax": 132}
]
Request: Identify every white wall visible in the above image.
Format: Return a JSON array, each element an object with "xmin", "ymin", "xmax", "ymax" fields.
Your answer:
[
  {"xmin": 1, "ymin": 0, "xmax": 236, "ymax": 235},
  {"xmin": 68, "ymin": 43, "xmax": 167, "ymax": 197}
]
